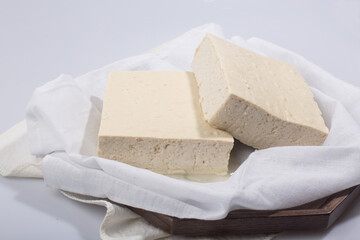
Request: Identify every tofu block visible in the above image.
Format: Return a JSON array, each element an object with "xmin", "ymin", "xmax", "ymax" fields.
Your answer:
[
  {"xmin": 191, "ymin": 34, "xmax": 329, "ymax": 149},
  {"xmin": 97, "ymin": 71, "xmax": 234, "ymax": 175}
]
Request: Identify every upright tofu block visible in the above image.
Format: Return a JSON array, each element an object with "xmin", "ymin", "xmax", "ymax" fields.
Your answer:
[
  {"xmin": 97, "ymin": 71, "xmax": 234, "ymax": 175},
  {"xmin": 192, "ymin": 34, "xmax": 329, "ymax": 149}
]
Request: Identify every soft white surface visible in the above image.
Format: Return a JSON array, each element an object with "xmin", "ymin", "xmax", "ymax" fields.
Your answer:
[
  {"xmin": 1, "ymin": 0, "xmax": 359, "ymax": 239},
  {"xmin": 0, "ymin": 121, "xmax": 42, "ymax": 178},
  {"xmin": 0, "ymin": 120, "xmax": 273, "ymax": 240}
]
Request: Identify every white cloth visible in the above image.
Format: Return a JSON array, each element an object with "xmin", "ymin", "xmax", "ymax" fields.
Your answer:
[
  {"xmin": 0, "ymin": 122, "xmax": 273, "ymax": 240},
  {"xmin": 0, "ymin": 121, "xmax": 42, "ymax": 178},
  {"xmin": 62, "ymin": 191, "xmax": 274, "ymax": 240},
  {"xmin": 25, "ymin": 23, "xmax": 360, "ymax": 220}
]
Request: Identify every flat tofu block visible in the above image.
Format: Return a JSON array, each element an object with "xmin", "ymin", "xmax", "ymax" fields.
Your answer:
[
  {"xmin": 191, "ymin": 34, "xmax": 329, "ymax": 149},
  {"xmin": 97, "ymin": 71, "xmax": 234, "ymax": 175}
]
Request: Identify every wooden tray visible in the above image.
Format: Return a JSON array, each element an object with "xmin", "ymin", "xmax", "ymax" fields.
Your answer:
[{"xmin": 129, "ymin": 185, "xmax": 360, "ymax": 236}]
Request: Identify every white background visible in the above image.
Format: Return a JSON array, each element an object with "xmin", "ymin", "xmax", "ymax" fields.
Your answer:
[{"xmin": 0, "ymin": 0, "xmax": 359, "ymax": 239}]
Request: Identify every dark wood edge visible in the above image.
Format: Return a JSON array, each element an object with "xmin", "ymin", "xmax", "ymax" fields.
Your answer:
[
  {"xmin": 327, "ymin": 185, "xmax": 360, "ymax": 227},
  {"xmin": 127, "ymin": 185, "xmax": 360, "ymax": 235},
  {"xmin": 226, "ymin": 185, "xmax": 359, "ymax": 218},
  {"xmin": 129, "ymin": 206, "xmax": 175, "ymax": 234}
]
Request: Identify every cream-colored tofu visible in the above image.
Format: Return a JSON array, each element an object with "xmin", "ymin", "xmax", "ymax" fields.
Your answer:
[
  {"xmin": 97, "ymin": 71, "xmax": 233, "ymax": 175},
  {"xmin": 192, "ymin": 34, "xmax": 329, "ymax": 149}
]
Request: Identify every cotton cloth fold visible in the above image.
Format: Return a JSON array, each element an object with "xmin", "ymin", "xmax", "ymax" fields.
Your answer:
[
  {"xmin": 0, "ymin": 123, "xmax": 273, "ymax": 239},
  {"xmin": 25, "ymin": 23, "xmax": 360, "ymax": 220},
  {"xmin": 0, "ymin": 121, "xmax": 42, "ymax": 178}
]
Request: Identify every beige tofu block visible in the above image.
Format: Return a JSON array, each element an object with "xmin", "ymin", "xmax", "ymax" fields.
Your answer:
[
  {"xmin": 97, "ymin": 71, "xmax": 234, "ymax": 175},
  {"xmin": 192, "ymin": 34, "xmax": 329, "ymax": 149}
]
